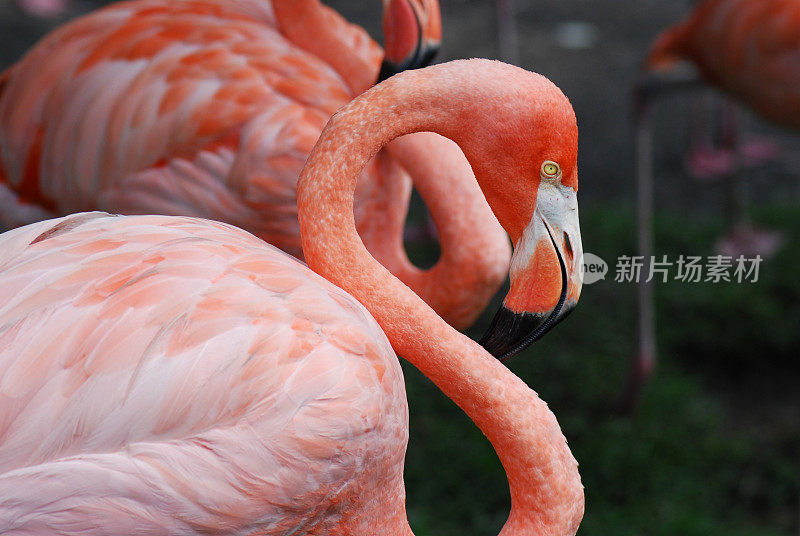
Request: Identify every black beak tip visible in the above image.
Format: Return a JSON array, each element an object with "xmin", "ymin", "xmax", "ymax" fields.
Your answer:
[
  {"xmin": 479, "ymin": 303, "xmax": 577, "ymax": 361},
  {"xmin": 479, "ymin": 307, "xmax": 549, "ymax": 361}
]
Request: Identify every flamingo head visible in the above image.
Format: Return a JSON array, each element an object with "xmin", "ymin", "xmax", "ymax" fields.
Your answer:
[
  {"xmin": 379, "ymin": 0, "xmax": 441, "ymax": 82},
  {"xmin": 470, "ymin": 71, "xmax": 583, "ymax": 360}
]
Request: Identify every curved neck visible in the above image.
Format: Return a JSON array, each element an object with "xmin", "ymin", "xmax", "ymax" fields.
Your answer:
[
  {"xmin": 356, "ymin": 135, "xmax": 510, "ymax": 330},
  {"xmin": 273, "ymin": 0, "xmax": 381, "ymax": 95},
  {"xmin": 298, "ymin": 60, "xmax": 583, "ymax": 535},
  {"xmin": 381, "ymin": 133, "xmax": 511, "ymax": 330}
]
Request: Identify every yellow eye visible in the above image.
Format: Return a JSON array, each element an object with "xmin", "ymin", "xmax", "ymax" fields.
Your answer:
[{"xmin": 541, "ymin": 161, "xmax": 560, "ymax": 178}]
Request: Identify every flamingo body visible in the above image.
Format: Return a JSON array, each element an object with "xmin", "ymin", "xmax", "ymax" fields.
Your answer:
[
  {"xmin": 648, "ymin": 0, "xmax": 800, "ymax": 128},
  {"xmin": 0, "ymin": 0, "xmax": 371, "ymax": 252},
  {"xmin": 0, "ymin": 212, "xmax": 408, "ymax": 534},
  {"xmin": 628, "ymin": 0, "xmax": 797, "ymax": 408},
  {"xmin": 0, "ymin": 0, "xmax": 508, "ymax": 331}
]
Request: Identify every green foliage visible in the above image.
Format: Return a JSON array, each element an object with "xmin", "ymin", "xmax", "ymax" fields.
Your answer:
[{"xmin": 401, "ymin": 201, "xmax": 799, "ymax": 535}]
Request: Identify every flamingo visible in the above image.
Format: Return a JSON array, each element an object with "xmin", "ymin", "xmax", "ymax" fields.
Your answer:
[
  {"xmin": 0, "ymin": 59, "xmax": 584, "ymax": 535},
  {"xmin": 647, "ymin": 0, "xmax": 800, "ymax": 127},
  {"xmin": 0, "ymin": 0, "xmax": 509, "ymax": 331},
  {"xmin": 644, "ymin": 0, "xmax": 789, "ymax": 258},
  {"xmin": 623, "ymin": 0, "xmax": 796, "ymax": 410}
]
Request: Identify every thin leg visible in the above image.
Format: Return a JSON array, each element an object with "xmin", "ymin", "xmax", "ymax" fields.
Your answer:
[
  {"xmin": 714, "ymin": 101, "xmax": 785, "ymax": 258},
  {"xmin": 619, "ymin": 86, "xmax": 658, "ymax": 414}
]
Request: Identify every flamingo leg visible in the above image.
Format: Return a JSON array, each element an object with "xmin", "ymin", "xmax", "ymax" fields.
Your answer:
[
  {"xmin": 619, "ymin": 85, "xmax": 656, "ymax": 414},
  {"xmin": 720, "ymin": 101, "xmax": 747, "ymax": 231},
  {"xmin": 622, "ymin": 68, "xmax": 702, "ymax": 413},
  {"xmin": 687, "ymin": 95, "xmax": 782, "ymax": 182},
  {"xmin": 686, "ymin": 92, "xmax": 736, "ymax": 180},
  {"xmin": 626, "ymin": 65, "xmax": 785, "ymax": 412},
  {"xmin": 708, "ymin": 100, "xmax": 786, "ymax": 257}
]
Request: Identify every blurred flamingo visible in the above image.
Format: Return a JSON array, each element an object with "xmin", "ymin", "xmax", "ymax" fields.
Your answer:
[
  {"xmin": 0, "ymin": 59, "xmax": 584, "ymax": 535},
  {"xmin": 645, "ymin": 0, "xmax": 790, "ymax": 256},
  {"xmin": 624, "ymin": 0, "xmax": 794, "ymax": 410},
  {"xmin": 648, "ymin": 0, "xmax": 800, "ymax": 127},
  {"xmin": 0, "ymin": 0, "xmax": 509, "ymax": 330}
]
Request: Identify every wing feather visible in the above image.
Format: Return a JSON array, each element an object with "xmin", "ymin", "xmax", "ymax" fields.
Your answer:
[
  {"xmin": 0, "ymin": 213, "xmax": 407, "ymax": 533},
  {"xmin": 0, "ymin": 1, "xmax": 353, "ymax": 220}
]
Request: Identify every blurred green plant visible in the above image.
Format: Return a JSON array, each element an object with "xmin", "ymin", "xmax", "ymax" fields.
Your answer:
[{"xmin": 401, "ymin": 201, "xmax": 799, "ymax": 536}]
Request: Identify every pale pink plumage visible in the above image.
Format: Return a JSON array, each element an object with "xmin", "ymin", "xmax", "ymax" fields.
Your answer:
[
  {"xmin": 0, "ymin": 0, "xmax": 508, "ymax": 330},
  {"xmin": 0, "ymin": 212, "xmax": 407, "ymax": 534},
  {"xmin": 0, "ymin": 0, "xmax": 355, "ymax": 244}
]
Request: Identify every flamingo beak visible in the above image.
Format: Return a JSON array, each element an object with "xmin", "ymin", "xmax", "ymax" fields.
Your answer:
[
  {"xmin": 480, "ymin": 185, "xmax": 582, "ymax": 360},
  {"xmin": 379, "ymin": 0, "xmax": 442, "ymax": 83}
]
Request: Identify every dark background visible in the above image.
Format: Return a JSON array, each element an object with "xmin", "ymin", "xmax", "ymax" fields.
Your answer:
[{"xmin": 1, "ymin": 0, "xmax": 798, "ymax": 534}]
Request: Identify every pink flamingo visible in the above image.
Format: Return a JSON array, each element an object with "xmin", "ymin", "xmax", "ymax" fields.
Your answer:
[
  {"xmin": 648, "ymin": 0, "xmax": 800, "ymax": 127},
  {"xmin": 0, "ymin": 59, "xmax": 584, "ymax": 534},
  {"xmin": 0, "ymin": 0, "xmax": 508, "ymax": 331},
  {"xmin": 645, "ymin": 0, "xmax": 789, "ymax": 257},
  {"xmin": 623, "ymin": 0, "xmax": 797, "ymax": 410}
]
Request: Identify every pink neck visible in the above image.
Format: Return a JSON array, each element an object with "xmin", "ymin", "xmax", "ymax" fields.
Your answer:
[
  {"xmin": 357, "ymin": 133, "xmax": 510, "ymax": 330},
  {"xmin": 297, "ymin": 59, "xmax": 583, "ymax": 535},
  {"xmin": 273, "ymin": 0, "xmax": 379, "ymax": 95},
  {"xmin": 274, "ymin": 0, "xmax": 511, "ymax": 329}
]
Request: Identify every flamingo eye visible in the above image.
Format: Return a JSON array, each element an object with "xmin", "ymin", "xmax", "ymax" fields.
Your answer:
[{"xmin": 541, "ymin": 161, "xmax": 561, "ymax": 178}]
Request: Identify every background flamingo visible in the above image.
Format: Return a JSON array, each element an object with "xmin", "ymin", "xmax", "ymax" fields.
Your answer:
[
  {"xmin": 646, "ymin": 0, "xmax": 789, "ymax": 257},
  {"xmin": 0, "ymin": 0, "xmax": 509, "ymax": 331},
  {"xmin": 623, "ymin": 0, "xmax": 800, "ymax": 409},
  {"xmin": 0, "ymin": 59, "xmax": 584, "ymax": 535},
  {"xmin": 647, "ymin": 0, "xmax": 800, "ymax": 127}
]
